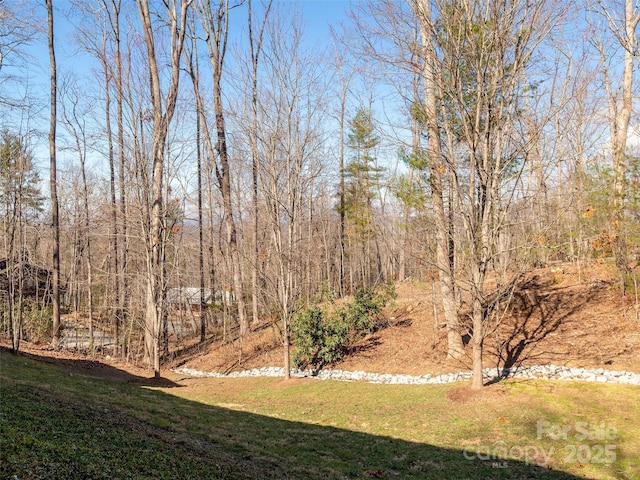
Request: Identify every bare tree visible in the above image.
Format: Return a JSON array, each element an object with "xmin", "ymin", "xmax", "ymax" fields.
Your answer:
[
  {"xmin": 103, "ymin": 0, "xmax": 129, "ymax": 355},
  {"xmin": 60, "ymin": 79, "xmax": 95, "ymax": 351},
  {"xmin": 247, "ymin": 0, "xmax": 273, "ymax": 327},
  {"xmin": 45, "ymin": 0, "xmax": 61, "ymax": 349},
  {"xmin": 258, "ymin": 6, "xmax": 327, "ymax": 377},
  {"xmin": 70, "ymin": 0, "xmax": 129, "ymax": 356},
  {"xmin": 194, "ymin": 0, "xmax": 248, "ymax": 340},
  {"xmin": 326, "ymin": 35, "xmax": 355, "ymax": 297},
  {"xmin": 136, "ymin": 0, "xmax": 191, "ymax": 377},
  {"xmin": 183, "ymin": 12, "xmax": 212, "ymax": 343},
  {"xmin": 592, "ymin": 0, "xmax": 639, "ymax": 273},
  {"xmin": 0, "ymin": 1, "xmax": 40, "ymax": 112},
  {"xmin": 416, "ymin": 0, "xmax": 562, "ymax": 388}
]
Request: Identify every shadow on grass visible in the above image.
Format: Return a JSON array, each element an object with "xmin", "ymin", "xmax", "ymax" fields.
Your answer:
[
  {"xmin": 7, "ymin": 346, "xmax": 180, "ymax": 387},
  {"xmin": 0, "ymin": 348, "xmax": 590, "ymax": 480}
]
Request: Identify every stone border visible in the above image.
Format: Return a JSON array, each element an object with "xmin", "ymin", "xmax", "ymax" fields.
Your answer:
[{"xmin": 174, "ymin": 364, "xmax": 640, "ymax": 385}]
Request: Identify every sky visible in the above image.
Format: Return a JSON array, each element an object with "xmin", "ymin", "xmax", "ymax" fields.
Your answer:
[
  {"xmin": 9, "ymin": 0, "xmax": 355, "ymax": 96},
  {"xmin": 24, "ymin": 1, "xmax": 353, "ymax": 80},
  {"xmin": 4, "ymin": 0, "xmax": 365, "ymax": 177},
  {"xmin": 5, "ymin": 0, "xmax": 639, "ymax": 184}
]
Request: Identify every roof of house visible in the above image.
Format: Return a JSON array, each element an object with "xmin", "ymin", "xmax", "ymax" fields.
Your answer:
[
  {"xmin": 166, "ymin": 287, "xmax": 214, "ymax": 305},
  {"xmin": 0, "ymin": 258, "xmax": 57, "ymax": 296}
]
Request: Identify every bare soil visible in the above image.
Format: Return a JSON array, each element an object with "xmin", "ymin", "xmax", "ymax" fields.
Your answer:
[
  {"xmin": 4, "ymin": 262, "xmax": 640, "ymax": 384},
  {"xmin": 175, "ymin": 262, "xmax": 640, "ymax": 377}
]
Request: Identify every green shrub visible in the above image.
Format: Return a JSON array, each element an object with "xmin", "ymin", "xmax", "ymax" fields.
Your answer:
[
  {"xmin": 22, "ymin": 300, "xmax": 53, "ymax": 342},
  {"xmin": 290, "ymin": 306, "xmax": 325, "ymax": 367},
  {"xmin": 343, "ymin": 285, "xmax": 393, "ymax": 333},
  {"xmin": 0, "ymin": 300, "xmax": 53, "ymax": 343},
  {"xmin": 292, "ymin": 284, "xmax": 396, "ymax": 368}
]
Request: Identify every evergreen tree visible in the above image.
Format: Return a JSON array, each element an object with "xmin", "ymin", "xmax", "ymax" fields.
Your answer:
[
  {"xmin": 343, "ymin": 109, "xmax": 383, "ymax": 240},
  {"xmin": 341, "ymin": 109, "xmax": 385, "ymax": 288},
  {"xmin": 0, "ymin": 130, "xmax": 44, "ymax": 229},
  {"xmin": 1, "ymin": 130, "xmax": 44, "ymax": 351}
]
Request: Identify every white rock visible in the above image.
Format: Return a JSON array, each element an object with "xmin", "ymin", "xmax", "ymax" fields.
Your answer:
[{"xmin": 172, "ymin": 365, "xmax": 640, "ymax": 386}]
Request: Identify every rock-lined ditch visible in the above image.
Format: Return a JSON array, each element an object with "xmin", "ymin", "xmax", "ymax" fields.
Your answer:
[{"xmin": 174, "ymin": 364, "xmax": 640, "ymax": 385}]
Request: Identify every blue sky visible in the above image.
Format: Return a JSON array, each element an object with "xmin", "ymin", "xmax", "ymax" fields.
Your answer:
[
  {"xmin": 11, "ymin": 0, "xmax": 637, "ymax": 185},
  {"xmin": 7, "ymin": 0, "xmax": 365, "ymax": 173},
  {"xmin": 18, "ymin": 0, "xmax": 355, "ymax": 89}
]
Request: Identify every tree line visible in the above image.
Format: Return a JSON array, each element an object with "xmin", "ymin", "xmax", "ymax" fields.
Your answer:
[{"xmin": 1, "ymin": 0, "xmax": 638, "ymax": 388}]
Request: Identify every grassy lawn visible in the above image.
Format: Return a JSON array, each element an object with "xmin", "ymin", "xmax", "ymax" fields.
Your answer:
[{"xmin": 1, "ymin": 349, "xmax": 638, "ymax": 479}]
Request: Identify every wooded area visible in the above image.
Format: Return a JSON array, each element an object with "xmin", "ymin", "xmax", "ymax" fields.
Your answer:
[{"xmin": 1, "ymin": 0, "xmax": 638, "ymax": 388}]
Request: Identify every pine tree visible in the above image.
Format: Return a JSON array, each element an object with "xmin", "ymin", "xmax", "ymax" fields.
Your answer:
[
  {"xmin": 343, "ymin": 110, "xmax": 382, "ymax": 239},
  {"xmin": 0, "ymin": 131, "xmax": 44, "ymax": 236},
  {"xmin": 0, "ymin": 130, "xmax": 44, "ymax": 351},
  {"xmin": 341, "ymin": 109, "xmax": 385, "ymax": 288}
]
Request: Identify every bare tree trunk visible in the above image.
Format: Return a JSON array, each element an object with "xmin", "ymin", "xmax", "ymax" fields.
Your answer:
[
  {"xmin": 413, "ymin": 0, "xmax": 464, "ymax": 360},
  {"xmin": 137, "ymin": 0, "xmax": 190, "ymax": 377},
  {"xmin": 184, "ymin": 23, "xmax": 208, "ymax": 343},
  {"xmin": 306, "ymin": 176, "xmax": 314, "ymax": 301},
  {"xmin": 89, "ymin": 0, "xmax": 126, "ymax": 357},
  {"xmin": 195, "ymin": 0, "xmax": 247, "ymax": 340},
  {"xmin": 81, "ymin": 160, "xmax": 94, "ymax": 353},
  {"xmin": 215, "ymin": 69, "xmax": 247, "ymax": 339},
  {"xmin": 596, "ymin": 0, "xmax": 639, "ymax": 274},
  {"xmin": 248, "ymin": 0, "xmax": 272, "ymax": 326},
  {"xmin": 46, "ymin": 0, "xmax": 61, "ymax": 349},
  {"xmin": 111, "ymin": 0, "xmax": 128, "ymax": 358},
  {"xmin": 102, "ymin": 38, "xmax": 120, "ymax": 354},
  {"xmin": 197, "ymin": 97, "xmax": 207, "ymax": 342},
  {"xmin": 470, "ymin": 292, "xmax": 485, "ymax": 389},
  {"xmin": 338, "ymin": 77, "xmax": 347, "ymax": 297},
  {"xmin": 5, "ymin": 217, "xmax": 17, "ymax": 350}
]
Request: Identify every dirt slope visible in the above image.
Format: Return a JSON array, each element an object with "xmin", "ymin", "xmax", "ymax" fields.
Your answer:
[
  {"xmin": 4, "ymin": 263, "xmax": 639, "ymax": 379},
  {"xmin": 177, "ymin": 263, "xmax": 640, "ymax": 376}
]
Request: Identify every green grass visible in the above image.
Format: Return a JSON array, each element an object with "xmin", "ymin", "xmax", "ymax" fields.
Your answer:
[{"xmin": 1, "ymin": 349, "xmax": 639, "ymax": 479}]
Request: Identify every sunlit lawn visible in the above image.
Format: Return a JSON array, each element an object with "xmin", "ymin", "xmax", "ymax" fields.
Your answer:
[{"xmin": 1, "ymin": 348, "xmax": 638, "ymax": 479}]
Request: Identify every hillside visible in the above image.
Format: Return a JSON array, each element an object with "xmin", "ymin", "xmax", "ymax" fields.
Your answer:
[
  {"xmin": 173, "ymin": 262, "xmax": 640, "ymax": 377},
  {"xmin": 3, "ymin": 264, "xmax": 640, "ymax": 480},
  {"xmin": 5, "ymin": 346, "xmax": 639, "ymax": 479},
  {"xmin": 4, "ymin": 262, "xmax": 639, "ymax": 380}
]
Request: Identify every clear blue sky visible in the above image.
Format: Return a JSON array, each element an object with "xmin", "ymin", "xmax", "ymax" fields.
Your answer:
[{"xmin": 9, "ymin": 0, "xmax": 359, "ymax": 175}]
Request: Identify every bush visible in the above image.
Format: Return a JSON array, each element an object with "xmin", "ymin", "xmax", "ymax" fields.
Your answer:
[
  {"xmin": 291, "ymin": 284, "xmax": 396, "ymax": 369},
  {"xmin": 0, "ymin": 299, "xmax": 53, "ymax": 343},
  {"xmin": 22, "ymin": 300, "xmax": 53, "ymax": 342}
]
